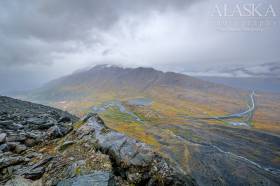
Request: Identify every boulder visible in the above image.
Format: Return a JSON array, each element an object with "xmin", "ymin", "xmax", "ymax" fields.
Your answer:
[
  {"xmin": 0, "ymin": 121, "xmax": 24, "ymax": 130},
  {"xmin": 0, "ymin": 143, "xmax": 8, "ymax": 152},
  {"xmin": 6, "ymin": 142, "xmax": 20, "ymax": 151},
  {"xmin": 0, "ymin": 153, "xmax": 29, "ymax": 169},
  {"xmin": 57, "ymin": 171, "xmax": 115, "ymax": 186},
  {"xmin": 58, "ymin": 116, "xmax": 72, "ymax": 123},
  {"xmin": 47, "ymin": 125, "xmax": 69, "ymax": 139},
  {"xmin": 6, "ymin": 133, "xmax": 26, "ymax": 142},
  {"xmin": 27, "ymin": 116, "xmax": 57, "ymax": 130},
  {"xmin": 15, "ymin": 144, "xmax": 27, "ymax": 154},
  {"xmin": 31, "ymin": 156, "xmax": 53, "ymax": 170},
  {"xmin": 24, "ymin": 166, "xmax": 45, "ymax": 180},
  {"xmin": 24, "ymin": 132, "xmax": 44, "ymax": 147},
  {"xmin": 21, "ymin": 156, "xmax": 53, "ymax": 180},
  {"xmin": 0, "ymin": 133, "xmax": 7, "ymax": 143},
  {"xmin": 0, "ymin": 120, "xmax": 13, "ymax": 127},
  {"xmin": 24, "ymin": 138, "xmax": 39, "ymax": 147}
]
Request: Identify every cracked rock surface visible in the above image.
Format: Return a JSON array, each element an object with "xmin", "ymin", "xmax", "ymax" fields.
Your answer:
[{"xmin": 82, "ymin": 114, "xmax": 195, "ymax": 185}]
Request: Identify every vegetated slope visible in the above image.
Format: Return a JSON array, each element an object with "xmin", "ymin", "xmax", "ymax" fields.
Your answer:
[{"xmin": 26, "ymin": 64, "xmax": 280, "ymax": 134}]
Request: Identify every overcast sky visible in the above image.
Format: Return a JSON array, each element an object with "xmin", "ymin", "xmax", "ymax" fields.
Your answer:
[{"xmin": 0, "ymin": 0, "xmax": 280, "ymax": 92}]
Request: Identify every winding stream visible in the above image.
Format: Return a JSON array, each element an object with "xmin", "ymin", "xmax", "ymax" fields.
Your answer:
[
  {"xmin": 194, "ymin": 91, "xmax": 256, "ymax": 126},
  {"xmin": 211, "ymin": 145, "xmax": 280, "ymax": 176}
]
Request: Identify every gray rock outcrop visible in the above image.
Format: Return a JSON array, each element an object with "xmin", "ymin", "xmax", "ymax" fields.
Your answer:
[{"xmin": 77, "ymin": 113, "xmax": 196, "ymax": 185}]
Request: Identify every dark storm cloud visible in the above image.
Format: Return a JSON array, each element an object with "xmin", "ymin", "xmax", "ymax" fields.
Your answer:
[
  {"xmin": 0, "ymin": 0, "xmax": 199, "ymax": 92},
  {"xmin": 0, "ymin": 0, "xmax": 195, "ymax": 66}
]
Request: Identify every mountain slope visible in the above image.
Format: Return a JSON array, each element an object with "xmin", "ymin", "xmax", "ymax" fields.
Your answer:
[
  {"xmin": 23, "ymin": 65, "xmax": 280, "ymax": 136},
  {"xmin": 25, "ymin": 65, "xmax": 279, "ymax": 134},
  {"xmin": 19, "ymin": 65, "xmax": 280, "ymax": 185}
]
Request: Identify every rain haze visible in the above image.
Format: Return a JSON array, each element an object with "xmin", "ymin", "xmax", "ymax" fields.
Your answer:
[{"xmin": 0, "ymin": 0, "xmax": 280, "ymax": 93}]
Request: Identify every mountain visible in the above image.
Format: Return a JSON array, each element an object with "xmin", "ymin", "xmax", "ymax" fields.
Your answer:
[
  {"xmin": 28, "ymin": 64, "xmax": 242, "ymax": 101},
  {"xmin": 27, "ymin": 64, "xmax": 249, "ymax": 118},
  {"xmin": 19, "ymin": 65, "xmax": 280, "ymax": 185},
  {"xmin": 0, "ymin": 96, "xmax": 190, "ymax": 185}
]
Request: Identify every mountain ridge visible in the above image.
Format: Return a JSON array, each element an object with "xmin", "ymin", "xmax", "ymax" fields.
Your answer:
[{"xmin": 28, "ymin": 64, "xmax": 244, "ymax": 102}]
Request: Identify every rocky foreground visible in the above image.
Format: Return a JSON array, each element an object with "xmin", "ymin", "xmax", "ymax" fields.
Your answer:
[{"xmin": 0, "ymin": 96, "xmax": 195, "ymax": 185}]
